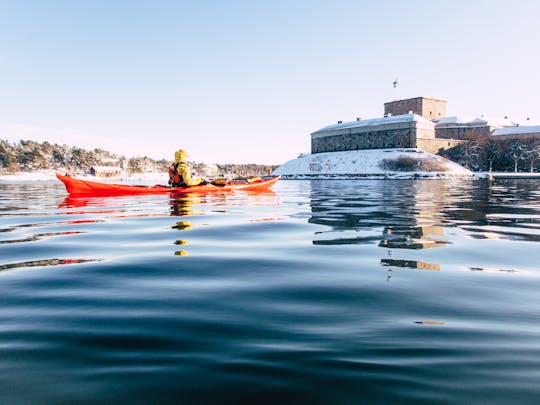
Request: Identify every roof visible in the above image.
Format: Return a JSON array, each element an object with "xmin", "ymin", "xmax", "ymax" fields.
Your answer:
[
  {"xmin": 436, "ymin": 116, "xmax": 478, "ymax": 125},
  {"xmin": 312, "ymin": 113, "xmax": 433, "ymax": 134},
  {"xmin": 435, "ymin": 116, "xmax": 492, "ymax": 128},
  {"xmin": 492, "ymin": 126, "xmax": 540, "ymax": 136}
]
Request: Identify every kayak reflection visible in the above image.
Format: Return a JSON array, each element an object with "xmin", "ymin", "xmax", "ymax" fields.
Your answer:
[
  {"xmin": 169, "ymin": 195, "xmax": 204, "ymax": 256},
  {"xmin": 172, "ymin": 220, "xmax": 193, "ymax": 256},
  {"xmin": 169, "ymin": 195, "xmax": 204, "ymax": 217},
  {"xmin": 58, "ymin": 188, "xmax": 279, "ymax": 258}
]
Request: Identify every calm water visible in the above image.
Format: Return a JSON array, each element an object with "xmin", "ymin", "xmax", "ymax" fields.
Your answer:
[{"xmin": 1, "ymin": 178, "xmax": 539, "ymax": 403}]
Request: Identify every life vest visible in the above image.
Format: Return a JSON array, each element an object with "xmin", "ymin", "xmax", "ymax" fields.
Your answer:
[{"xmin": 168, "ymin": 162, "xmax": 188, "ymax": 187}]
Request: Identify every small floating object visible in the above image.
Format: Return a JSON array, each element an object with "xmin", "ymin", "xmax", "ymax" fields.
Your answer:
[{"xmin": 414, "ymin": 321, "xmax": 445, "ymax": 326}]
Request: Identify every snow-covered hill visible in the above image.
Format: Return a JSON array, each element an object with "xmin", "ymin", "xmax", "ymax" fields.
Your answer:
[{"xmin": 273, "ymin": 149, "xmax": 473, "ymax": 179}]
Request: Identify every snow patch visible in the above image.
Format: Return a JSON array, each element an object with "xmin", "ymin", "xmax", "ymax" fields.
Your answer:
[{"xmin": 273, "ymin": 149, "xmax": 473, "ymax": 179}]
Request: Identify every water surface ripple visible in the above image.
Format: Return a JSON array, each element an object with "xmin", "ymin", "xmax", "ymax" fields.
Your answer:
[{"xmin": 1, "ymin": 179, "xmax": 539, "ymax": 403}]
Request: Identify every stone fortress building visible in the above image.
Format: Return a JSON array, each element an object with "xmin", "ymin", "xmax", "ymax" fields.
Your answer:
[{"xmin": 311, "ymin": 96, "xmax": 540, "ymax": 155}]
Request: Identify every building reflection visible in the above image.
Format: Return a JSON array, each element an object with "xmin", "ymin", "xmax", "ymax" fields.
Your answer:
[
  {"xmin": 307, "ymin": 177, "xmax": 539, "ymax": 275},
  {"xmin": 381, "ymin": 258, "xmax": 441, "ymax": 271},
  {"xmin": 308, "ymin": 179, "xmax": 456, "ymax": 273},
  {"xmin": 379, "ymin": 225, "xmax": 447, "ymax": 250}
]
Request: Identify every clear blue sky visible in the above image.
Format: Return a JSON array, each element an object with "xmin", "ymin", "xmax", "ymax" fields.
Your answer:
[{"xmin": 1, "ymin": 0, "xmax": 539, "ymax": 164}]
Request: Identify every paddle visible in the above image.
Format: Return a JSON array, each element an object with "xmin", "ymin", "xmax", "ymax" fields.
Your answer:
[{"xmin": 209, "ymin": 177, "xmax": 262, "ymax": 187}]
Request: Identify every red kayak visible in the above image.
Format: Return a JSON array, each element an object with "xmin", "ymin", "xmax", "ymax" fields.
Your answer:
[{"xmin": 56, "ymin": 173, "xmax": 280, "ymax": 195}]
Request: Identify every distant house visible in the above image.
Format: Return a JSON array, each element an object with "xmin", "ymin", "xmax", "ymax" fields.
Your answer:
[{"xmin": 90, "ymin": 166, "xmax": 122, "ymax": 177}]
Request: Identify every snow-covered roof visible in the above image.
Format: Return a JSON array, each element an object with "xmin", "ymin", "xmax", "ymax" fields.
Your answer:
[
  {"xmin": 435, "ymin": 116, "xmax": 494, "ymax": 127},
  {"xmin": 435, "ymin": 115, "xmax": 539, "ymax": 129},
  {"xmin": 312, "ymin": 113, "xmax": 433, "ymax": 134},
  {"xmin": 492, "ymin": 126, "xmax": 540, "ymax": 136},
  {"xmin": 436, "ymin": 116, "xmax": 477, "ymax": 125}
]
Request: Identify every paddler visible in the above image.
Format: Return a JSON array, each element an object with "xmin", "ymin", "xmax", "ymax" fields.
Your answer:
[{"xmin": 169, "ymin": 149, "xmax": 206, "ymax": 187}]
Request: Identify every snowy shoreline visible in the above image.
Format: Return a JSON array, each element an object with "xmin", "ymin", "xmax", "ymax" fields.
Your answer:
[
  {"xmin": 2, "ymin": 165, "xmax": 538, "ymax": 184},
  {"xmin": 273, "ymin": 149, "xmax": 475, "ymax": 179}
]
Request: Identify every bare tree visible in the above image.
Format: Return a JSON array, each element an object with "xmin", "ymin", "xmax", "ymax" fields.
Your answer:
[
  {"xmin": 507, "ymin": 139, "xmax": 526, "ymax": 172},
  {"xmin": 458, "ymin": 141, "xmax": 482, "ymax": 170},
  {"xmin": 482, "ymin": 139, "xmax": 503, "ymax": 173},
  {"xmin": 127, "ymin": 157, "xmax": 144, "ymax": 173},
  {"xmin": 525, "ymin": 138, "xmax": 540, "ymax": 173}
]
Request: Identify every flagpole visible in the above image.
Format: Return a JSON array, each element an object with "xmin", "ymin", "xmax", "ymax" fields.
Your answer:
[{"xmin": 392, "ymin": 78, "xmax": 398, "ymax": 101}]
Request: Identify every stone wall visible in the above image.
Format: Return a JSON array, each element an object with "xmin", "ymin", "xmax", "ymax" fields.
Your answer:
[
  {"xmin": 311, "ymin": 114, "xmax": 437, "ymax": 154},
  {"xmin": 421, "ymin": 98, "xmax": 447, "ymax": 120},
  {"xmin": 417, "ymin": 138, "xmax": 463, "ymax": 154},
  {"xmin": 436, "ymin": 126, "xmax": 491, "ymax": 141},
  {"xmin": 311, "ymin": 128, "xmax": 416, "ymax": 153},
  {"xmin": 311, "ymin": 131, "xmax": 463, "ymax": 155},
  {"xmin": 385, "ymin": 98, "xmax": 422, "ymax": 116}
]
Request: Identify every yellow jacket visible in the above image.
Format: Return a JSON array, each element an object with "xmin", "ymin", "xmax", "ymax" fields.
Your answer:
[{"xmin": 170, "ymin": 161, "xmax": 204, "ymax": 187}]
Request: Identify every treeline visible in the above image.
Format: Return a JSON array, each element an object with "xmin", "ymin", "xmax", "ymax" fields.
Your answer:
[
  {"xmin": 443, "ymin": 138, "xmax": 540, "ymax": 173},
  {"xmin": 0, "ymin": 139, "xmax": 127, "ymax": 173},
  {"xmin": 211, "ymin": 163, "xmax": 279, "ymax": 177},
  {"xmin": 0, "ymin": 139, "xmax": 278, "ymax": 177}
]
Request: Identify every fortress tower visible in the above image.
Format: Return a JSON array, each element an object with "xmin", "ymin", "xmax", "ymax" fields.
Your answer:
[{"xmin": 384, "ymin": 97, "xmax": 447, "ymax": 121}]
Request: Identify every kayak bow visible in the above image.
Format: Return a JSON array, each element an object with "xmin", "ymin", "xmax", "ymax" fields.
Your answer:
[{"xmin": 56, "ymin": 173, "xmax": 280, "ymax": 195}]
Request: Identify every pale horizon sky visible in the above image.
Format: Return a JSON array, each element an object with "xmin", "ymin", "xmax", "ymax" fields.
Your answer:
[{"xmin": 1, "ymin": 0, "xmax": 539, "ymax": 164}]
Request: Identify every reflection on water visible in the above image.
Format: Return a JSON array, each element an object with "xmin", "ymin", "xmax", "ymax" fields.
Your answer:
[
  {"xmin": 173, "ymin": 220, "xmax": 193, "ymax": 256},
  {"xmin": 0, "ymin": 230, "xmax": 84, "ymax": 244},
  {"xmin": 169, "ymin": 196, "xmax": 201, "ymax": 256},
  {"xmin": 1, "ymin": 179, "xmax": 540, "ymax": 403},
  {"xmin": 309, "ymin": 179, "xmax": 540, "ymax": 274},
  {"xmin": 0, "ymin": 258, "xmax": 99, "ymax": 272},
  {"xmin": 381, "ymin": 258, "xmax": 441, "ymax": 271},
  {"xmin": 169, "ymin": 195, "xmax": 204, "ymax": 217},
  {"xmin": 379, "ymin": 225, "xmax": 448, "ymax": 250}
]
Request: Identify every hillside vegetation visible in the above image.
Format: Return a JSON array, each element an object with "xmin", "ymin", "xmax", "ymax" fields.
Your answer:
[{"xmin": 0, "ymin": 139, "xmax": 277, "ymax": 177}]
